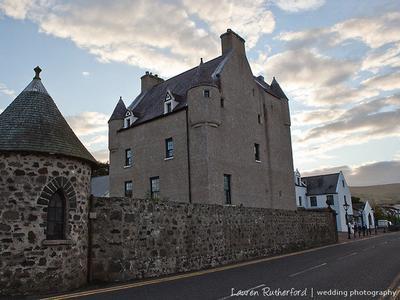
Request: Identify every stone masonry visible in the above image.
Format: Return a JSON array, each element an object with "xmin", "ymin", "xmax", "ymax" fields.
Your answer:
[
  {"xmin": 0, "ymin": 152, "xmax": 91, "ymax": 295},
  {"xmin": 90, "ymin": 197, "xmax": 337, "ymax": 283}
]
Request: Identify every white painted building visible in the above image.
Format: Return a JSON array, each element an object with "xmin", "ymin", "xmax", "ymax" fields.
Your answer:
[
  {"xmin": 294, "ymin": 170, "xmax": 353, "ymax": 232},
  {"xmin": 352, "ymin": 201, "xmax": 375, "ymax": 229}
]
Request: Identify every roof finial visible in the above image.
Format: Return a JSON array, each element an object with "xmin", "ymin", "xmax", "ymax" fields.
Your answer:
[
  {"xmin": 34, "ymin": 66, "xmax": 42, "ymax": 80},
  {"xmin": 200, "ymin": 58, "xmax": 203, "ymax": 64},
  {"xmin": 119, "ymin": 96, "xmax": 122, "ymax": 101}
]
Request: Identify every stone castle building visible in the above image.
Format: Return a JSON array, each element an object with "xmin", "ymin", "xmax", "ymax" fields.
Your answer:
[
  {"xmin": 0, "ymin": 67, "xmax": 96, "ymax": 294},
  {"xmin": 109, "ymin": 29, "xmax": 296, "ymax": 209}
]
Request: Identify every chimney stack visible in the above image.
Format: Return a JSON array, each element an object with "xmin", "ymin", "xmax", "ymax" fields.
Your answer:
[
  {"xmin": 141, "ymin": 71, "xmax": 164, "ymax": 92},
  {"xmin": 220, "ymin": 29, "xmax": 245, "ymax": 55}
]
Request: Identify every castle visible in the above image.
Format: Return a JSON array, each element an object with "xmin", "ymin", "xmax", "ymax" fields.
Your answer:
[{"xmin": 109, "ymin": 29, "xmax": 296, "ymax": 210}]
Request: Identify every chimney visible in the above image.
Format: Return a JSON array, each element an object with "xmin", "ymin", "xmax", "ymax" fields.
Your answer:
[
  {"xmin": 141, "ymin": 71, "xmax": 164, "ymax": 92},
  {"xmin": 220, "ymin": 29, "xmax": 245, "ymax": 55}
]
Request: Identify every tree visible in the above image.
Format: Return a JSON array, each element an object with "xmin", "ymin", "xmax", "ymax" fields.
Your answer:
[{"xmin": 92, "ymin": 161, "xmax": 109, "ymax": 177}]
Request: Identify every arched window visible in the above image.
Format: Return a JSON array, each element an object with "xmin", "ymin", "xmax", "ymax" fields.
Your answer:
[{"xmin": 46, "ymin": 190, "xmax": 66, "ymax": 240}]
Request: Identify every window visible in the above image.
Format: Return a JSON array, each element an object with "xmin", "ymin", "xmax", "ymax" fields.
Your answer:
[
  {"xmin": 254, "ymin": 143, "xmax": 260, "ymax": 161},
  {"xmin": 166, "ymin": 102, "xmax": 172, "ymax": 113},
  {"xmin": 220, "ymin": 98, "xmax": 224, "ymax": 107},
  {"xmin": 342, "ymin": 180, "xmax": 345, "ymax": 187},
  {"xmin": 150, "ymin": 177, "xmax": 160, "ymax": 199},
  {"xmin": 310, "ymin": 196, "xmax": 317, "ymax": 207},
  {"xmin": 46, "ymin": 190, "xmax": 65, "ymax": 240},
  {"xmin": 165, "ymin": 137, "xmax": 174, "ymax": 158},
  {"xmin": 326, "ymin": 194, "xmax": 334, "ymax": 205},
  {"xmin": 204, "ymin": 90, "xmax": 210, "ymax": 98},
  {"xmin": 125, "ymin": 118, "xmax": 131, "ymax": 128},
  {"xmin": 224, "ymin": 174, "xmax": 231, "ymax": 204},
  {"xmin": 258, "ymin": 114, "xmax": 261, "ymax": 124},
  {"xmin": 299, "ymin": 196, "xmax": 302, "ymax": 206},
  {"xmin": 124, "ymin": 181, "xmax": 133, "ymax": 197},
  {"xmin": 125, "ymin": 149, "xmax": 133, "ymax": 166}
]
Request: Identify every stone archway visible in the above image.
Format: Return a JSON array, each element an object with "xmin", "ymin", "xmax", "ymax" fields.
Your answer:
[{"xmin": 38, "ymin": 176, "xmax": 77, "ymax": 209}]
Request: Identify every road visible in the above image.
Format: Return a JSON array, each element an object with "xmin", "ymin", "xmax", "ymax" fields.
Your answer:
[{"xmin": 46, "ymin": 232, "xmax": 400, "ymax": 300}]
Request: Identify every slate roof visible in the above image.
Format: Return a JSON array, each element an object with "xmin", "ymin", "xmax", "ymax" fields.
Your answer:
[
  {"xmin": 0, "ymin": 67, "xmax": 97, "ymax": 164},
  {"xmin": 109, "ymin": 97, "xmax": 126, "ymax": 122},
  {"xmin": 123, "ymin": 55, "xmax": 226, "ymax": 127},
  {"xmin": 254, "ymin": 76, "xmax": 288, "ymax": 100},
  {"xmin": 302, "ymin": 173, "xmax": 340, "ymax": 196}
]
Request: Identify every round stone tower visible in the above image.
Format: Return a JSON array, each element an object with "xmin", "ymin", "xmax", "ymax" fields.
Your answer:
[{"xmin": 0, "ymin": 67, "xmax": 97, "ymax": 295}]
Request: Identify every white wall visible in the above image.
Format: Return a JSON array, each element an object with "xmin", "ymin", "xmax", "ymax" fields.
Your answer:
[{"xmin": 295, "ymin": 185, "xmax": 307, "ymax": 207}]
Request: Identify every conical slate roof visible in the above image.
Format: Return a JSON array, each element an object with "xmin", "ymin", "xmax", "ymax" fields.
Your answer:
[
  {"xmin": 0, "ymin": 67, "xmax": 97, "ymax": 164},
  {"xmin": 190, "ymin": 58, "xmax": 217, "ymax": 88},
  {"xmin": 271, "ymin": 77, "xmax": 288, "ymax": 100},
  {"xmin": 108, "ymin": 97, "xmax": 126, "ymax": 122}
]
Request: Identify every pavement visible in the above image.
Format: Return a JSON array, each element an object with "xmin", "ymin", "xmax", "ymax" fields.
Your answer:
[{"xmin": 39, "ymin": 231, "xmax": 400, "ymax": 300}]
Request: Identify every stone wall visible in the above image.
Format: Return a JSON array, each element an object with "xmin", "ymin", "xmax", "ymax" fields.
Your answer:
[
  {"xmin": 90, "ymin": 197, "xmax": 337, "ymax": 283},
  {"xmin": 0, "ymin": 152, "xmax": 91, "ymax": 295}
]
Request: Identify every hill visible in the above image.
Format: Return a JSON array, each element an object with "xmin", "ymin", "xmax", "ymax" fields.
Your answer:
[{"xmin": 350, "ymin": 183, "xmax": 400, "ymax": 206}]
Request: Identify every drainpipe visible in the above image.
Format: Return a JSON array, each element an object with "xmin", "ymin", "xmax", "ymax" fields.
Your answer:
[
  {"xmin": 87, "ymin": 195, "xmax": 93, "ymax": 283},
  {"xmin": 185, "ymin": 108, "xmax": 192, "ymax": 203}
]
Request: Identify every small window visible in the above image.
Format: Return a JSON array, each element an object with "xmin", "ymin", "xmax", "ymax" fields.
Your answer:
[
  {"xmin": 166, "ymin": 102, "xmax": 172, "ymax": 113},
  {"xmin": 310, "ymin": 196, "xmax": 317, "ymax": 207},
  {"xmin": 165, "ymin": 137, "xmax": 174, "ymax": 158},
  {"xmin": 204, "ymin": 90, "xmax": 210, "ymax": 98},
  {"xmin": 299, "ymin": 196, "xmax": 302, "ymax": 206},
  {"xmin": 125, "ymin": 149, "xmax": 133, "ymax": 166},
  {"xmin": 327, "ymin": 195, "xmax": 334, "ymax": 205},
  {"xmin": 252, "ymin": 88, "xmax": 255, "ymax": 96},
  {"xmin": 46, "ymin": 190, "xmax": 66, "ymax": 240},
  {"xmin": 150, "ymin": 177, "xmax": 160, "ymax": 199},
  {"xmin": 254, "ymin": 143, "xmax": 260, "ymax": 161},
  {"xmin": 342, "ymin": 180, "xmax": 345, "ymax": 187},
  {"xmin": 220, "ymin": 98, "xmax": 224, "ymax": 107},
  {"xmin": 125, "ymin": 118, "xmax": 131, "ymax": 128},
  {"xmin": 258, "ymin": 114, "xmax": 261, "ymax": 124},
  {"xmin": 124, "ymin": 181, "xmax": 133, "ymax": 197},
  {"xmin": 224, "ymin": 174, "xmax": 231, "ymax": 204}
]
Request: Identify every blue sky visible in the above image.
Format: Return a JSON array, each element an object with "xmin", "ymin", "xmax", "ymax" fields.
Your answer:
[{"xmin": 0, "ymin": 0, "xmax": 399, "ymax": 186}]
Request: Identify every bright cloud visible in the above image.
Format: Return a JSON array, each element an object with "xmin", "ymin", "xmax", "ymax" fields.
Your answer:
[
  {"xmin": 82, "ymin": 71, "xmax": 90, "ymax": 77},
  {"xmin": 0, "ymin": 0, "xmax": 275, "ymax": 76},
  {"xmin": 273, "ymin": 0, "xmax": 325, "ymax": 13},
  {"xmin": 302, "ymin": 160, "xmax": 400, "ymax": 186},
  {"xmin": 65, "ymin": 111, "xmax": 108, "ymax": 136},
  {"xmin": 0, "ymin": 82, "xmax": 15, "ymax": 97}
]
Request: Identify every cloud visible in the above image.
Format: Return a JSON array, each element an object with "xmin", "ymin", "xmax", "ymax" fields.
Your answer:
[
  {"xmin": 0, "ymin": 82, "xmax": 16, "ymax": 97},
  {"xmin": 91, "ymin": 149, "xmax": 109, "ymax": 163},
  {"xmin": 82, "ymin": 71, "xmax": 90, "ymax": 77},
  {"xmin": 302, "ymin": 160, "xmax": 400, "ymax": 186},
  {"xmin": 361, "ymin": 43, "xmax": 400, "ymax": 73},
  {"xmin": 276, "ymin": 12, "xmax": 400, "ymax": 50},
  {"xmin": 272, "ymin": 0, "xmax": 325, "ymax": 13},
  {"xmin": 292, "ymin": 108, "xmax": 345, "ymax": 125},
  {"xmin": 65, "ymin": 111, "xmax": 108, "ymax": 136},
  {"xmin": 361, "ymin": 71, "xmax": 400, "ymax": 92},
  {"xmin": 255, "ymin": 48, "xmax": 363, "ymax": 106},
  {"xmin": 0, "ymin": 0, "xmax": 275, "ymax": 76}
]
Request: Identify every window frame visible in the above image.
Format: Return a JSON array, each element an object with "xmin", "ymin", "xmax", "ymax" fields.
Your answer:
[
  {"xmin": 165, "ymin": 137, "xmax": 174, "ymax": 159},
  {"xmin": 326, "ymin": 194, "xmax": 334, "ymax": 206},
  {"xmin": 310, "ymin": 196, "xmax": 317, "ymax": 207},
  {"xmin": 150, "ymin": 176, "xmax": 160, "ymax": 199},
  {"xmin": 299, "ymin": 196, "xmax": 302, "ymax": 206},
  {"xmin": 46, "ymin": 190, "xmax": 66, "ymax": 240},
  {"xmin": 124, "ymin": 180, "xmax": 133, "ymax": 197},
  {"xmin": 203, "ymin": 89, "xmax": 210, "ymax": 98},
  {"xmin": 224, "ymin": 174, "xmax": 232, "ymax": 205},
  {"xmin": 125, "ymin": 148, "xmax": 133, "ymax": 167},
  {"xmin": 254, "ymin": 143, "xmax": 261, "ymax": 162}
]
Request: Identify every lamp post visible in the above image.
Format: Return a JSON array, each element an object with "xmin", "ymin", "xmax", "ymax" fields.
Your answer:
[{"xmin": 343, "ymin": 200, "xmax": 351, "ymax": 239}]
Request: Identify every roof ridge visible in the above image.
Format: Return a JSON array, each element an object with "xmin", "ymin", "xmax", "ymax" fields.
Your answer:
[{"xmin": 302, "ymin": 172, "xmax": 340, "ymax": 178}]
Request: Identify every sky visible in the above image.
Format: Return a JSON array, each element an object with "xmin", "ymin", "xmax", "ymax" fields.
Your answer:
[{"xmin": 0, "ymin": 0, "xmax": 399, "ymax": 186}]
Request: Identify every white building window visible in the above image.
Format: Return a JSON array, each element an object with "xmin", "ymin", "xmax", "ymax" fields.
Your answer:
[
  {"xmin": 327, "ymin": 194, "xmax": 334, "ymax": 205},
  {"xmin": 310, "ymin": 196, "xmax": 317, "ymax": 207},
  {"xmin": 299, "ymin": 196, "xmax": 302, "ymax": 206}
]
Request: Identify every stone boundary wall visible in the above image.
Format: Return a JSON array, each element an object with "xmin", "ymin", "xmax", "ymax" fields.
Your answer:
[{"xmin": 90, "ymin": 197, "xmax": 337, "ymax": 282}]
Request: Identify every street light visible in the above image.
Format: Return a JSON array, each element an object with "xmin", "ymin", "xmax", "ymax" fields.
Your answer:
[{"xmin": 343, "ymin": 200, "xmax": 351, "ymax": 239}]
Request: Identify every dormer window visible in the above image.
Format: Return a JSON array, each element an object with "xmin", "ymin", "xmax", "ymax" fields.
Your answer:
[
  {"xmin": 164, "ymin": 90, "xmax": 178, "ymax": 114},
  {"xmin": 124, "ymin": 110, "xmax": 137, "ymax": 128}
]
